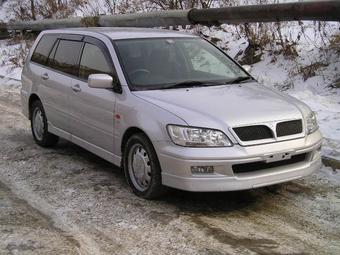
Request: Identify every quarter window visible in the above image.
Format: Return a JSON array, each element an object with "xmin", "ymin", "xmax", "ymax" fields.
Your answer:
[
  {"xmin": 31, "ymin": 35, "xmax": 58, "ymax": 65},
  {"xmin": 52, "ymin": 40, "xmax": 82, "ymax": 76},
  {"xmin": 79, "ymin": 43, "xmax": 112, "ymax": 80}
]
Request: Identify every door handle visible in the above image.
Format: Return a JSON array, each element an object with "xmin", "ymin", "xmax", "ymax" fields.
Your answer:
[
  {"xmin": 41, "ymin": 73, "xmax": 49, "ymax": 80},
  {"xmin": 71, "ymin": 84, "xmax": 81, "ymax": 92}
]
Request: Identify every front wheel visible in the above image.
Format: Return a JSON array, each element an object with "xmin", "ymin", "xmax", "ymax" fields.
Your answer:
[
  {"xmin": 30, "ymin": 100, "xmax": 59, "ymax": 147},
  {"xmin": 123, "ymin": 133, "xmax": 167, "ymax": 199}
]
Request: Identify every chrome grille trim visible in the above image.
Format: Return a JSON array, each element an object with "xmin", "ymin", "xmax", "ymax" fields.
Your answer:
[{"xmin": 231, "ymin": 119, "xmax": 304, "ymax": 145}]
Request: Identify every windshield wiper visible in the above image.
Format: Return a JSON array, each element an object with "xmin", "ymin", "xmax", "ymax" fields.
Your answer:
[
  {"xmin": 163, "ymin": 80, "xmax": 224, "ymax": 90},
  {"xmin": 226, "ymin": 76, "xmax": 253, "ymax": 84}
]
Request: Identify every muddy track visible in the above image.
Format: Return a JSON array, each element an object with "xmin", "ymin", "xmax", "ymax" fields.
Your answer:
[{"xmin": 0, "ymin": 88, "xmax": 339, "ymax": 255}]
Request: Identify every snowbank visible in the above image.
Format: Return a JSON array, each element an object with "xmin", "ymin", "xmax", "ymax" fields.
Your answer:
[
  {"xmin": 0, "ymin": 40, "xmax": 24, "ymax": 82},
  {"xmin": 196, "ymin": 23, "xmax": 340, "ymax": 161},
  {"xmin": 0, "ymin": 23, "xmax": 339, "ymax": 161}
]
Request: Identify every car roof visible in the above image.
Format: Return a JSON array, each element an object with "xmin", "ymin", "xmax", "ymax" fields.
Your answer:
[{"xmin": 44, "ymin": 27, "xmax": 198, "ymax": 40}]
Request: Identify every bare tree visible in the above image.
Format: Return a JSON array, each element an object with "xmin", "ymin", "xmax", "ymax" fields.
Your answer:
[
  {"xmin": 9, "ymin": 0, "xmax": 86, "ymax": 20},
  {"xmin": 30, "ymin": 0, "xmax": 36, "ymax": 20}
]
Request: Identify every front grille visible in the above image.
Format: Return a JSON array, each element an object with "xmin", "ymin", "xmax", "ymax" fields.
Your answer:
[
  {"xmin": 233, "ymin": 125, "xmax": 273, "ymax": 141},
  {"xmin": 276, "ymin": 119, "xmax": 303, "ymax": 137},
  {"xmin": 232, "ymin": 153, "xmax": 307, "ymax": 174}
]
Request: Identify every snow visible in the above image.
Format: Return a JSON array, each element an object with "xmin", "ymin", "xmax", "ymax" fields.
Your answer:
[
  {"xmin": 0, "ymin": 0, "xmax": 15, "ymax": 22},
  {"xmin": 318, "ymin": 166, "xmax": 340, "ymax": 184},
  {"xmin": 190, "ymin": 23, "xmax": 340, "ymax": 161},
  {"xmin": 0, "ymin": 3, "xmax": 339, "ymax": 251},
  {"xmin": 0, "ymin": 88, "xmax": 338, "ymax": 253},
  {"xmin": 0, "ymin": 40, "xmax": 24, "ymax": 82},
  {"xmin": 245, "ymin": 50, "xmax": 340, "ymax": 160},
  {"xmin": 249, "ymin": 32, "xmax": 340, "ymax": 160},
  {"xmin": 0, "ymin": 14, "xmax": 339, "ymax": 162}
]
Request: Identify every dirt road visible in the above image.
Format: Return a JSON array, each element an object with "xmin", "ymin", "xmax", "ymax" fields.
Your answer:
[{"xmin": 0, "ymin": 87, "xmax": 339, "ymax": 255}]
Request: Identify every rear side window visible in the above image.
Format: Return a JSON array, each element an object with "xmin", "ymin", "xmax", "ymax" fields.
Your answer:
[
  {"xmin": 79, "ymin": 43, "xmax": 112, "ymax": 80},
  {"xmin": 31, "ymin": 35, "xmax": 58, "ymax": 65},
  {"xmin": 52, "ymin": 40, "xmax": 82, "ymax": 76},
  {"xmin": 46, "ymin": 40, "xmax": 59, "ymax": 68}
]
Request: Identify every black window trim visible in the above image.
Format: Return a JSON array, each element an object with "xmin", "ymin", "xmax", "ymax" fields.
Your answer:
[
  {"xmin": 78, "ymin": 36, "xmax": 122, "ymax": 93},
  {"xmin": 50, "ymin": 38, "xmax": 84, "ymax": 78},
  {"xmin": 78, "ymin": 37, "xmax": 114, "ymax": 81},
  {"xmin": 30, "ymin": 33, "xmax": 122, "ymax": 94},
  {"xmin": 46, "ymin": 39, "xmax": 60, "ymax": 68},
  {"xmin": 30, "ymin": 34, "xmax": 84, "ymax": 79},
  {"xmin": 30, "ymin": 34, "xmax": 60, "ymax": 66}
]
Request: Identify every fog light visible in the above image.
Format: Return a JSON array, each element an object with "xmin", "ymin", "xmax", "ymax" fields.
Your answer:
[{"xmin": 191, "ymin": 166, "xmax": 214, "ymax": 174}]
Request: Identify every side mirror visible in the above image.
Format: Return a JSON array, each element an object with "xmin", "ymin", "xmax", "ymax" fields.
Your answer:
[
  {"xmin": 242, "ymin": 65, "xmax": 252, "ymax": 73},
  {"xmin": 88, "ymin": 74, "xmax": 113, "ymax": 89}
]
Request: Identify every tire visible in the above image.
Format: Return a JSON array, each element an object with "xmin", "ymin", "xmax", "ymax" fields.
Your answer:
[
  {"xmin": 123, "ymin": 133, "xmax": 167, "ymax": 199},
  {"xmin": 30, "ymin": 100, "xmax": 59, "ymax": 147}
]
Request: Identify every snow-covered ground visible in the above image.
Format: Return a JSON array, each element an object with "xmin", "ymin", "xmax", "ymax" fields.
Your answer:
[
  {"xmin": 251, "ymin": 51, "xmax": 340, "ymax": 161},
  {"xmin": 0, "ymin": 21, "xmax": 339, "ymax": 162},
  {"xmin": 0, "ymin": 5, "xmax": 339, "ymax": 253},
  {"xmin": 0, "ymin": 0, "xmax": 14, "ymax": 22},
  {"xmin": 0, "ymin": 40, "xmax": 25, "ymax": 82},
  {"xmin": 194, "ymin": 23, "xmax": 340, "ymax": 162},
  {"xmin": 0, "ymin": 91, "xmax": 339, "ymax": 254}
]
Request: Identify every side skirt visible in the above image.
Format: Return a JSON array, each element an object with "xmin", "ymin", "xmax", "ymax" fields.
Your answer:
[{"xmin": 48, "ymin": 122, "xmax": 121, "ymax": 166}]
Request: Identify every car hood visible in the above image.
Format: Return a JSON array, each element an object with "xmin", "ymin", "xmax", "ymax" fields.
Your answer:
[{"xmin": 132, "ymin": 82, "xmax": 308, "ymax": 130}]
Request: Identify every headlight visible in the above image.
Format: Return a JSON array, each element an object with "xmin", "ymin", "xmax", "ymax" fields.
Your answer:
[
  {"xmin": 167, "ymin": 125, "xmax": 233, "ymax": 147},
  {"xmin": 306, "ymin": 111, "xmax": 318, "ymax": 134}
]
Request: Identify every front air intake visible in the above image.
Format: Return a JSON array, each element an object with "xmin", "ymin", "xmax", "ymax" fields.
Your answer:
[
  {"xmin": 233, "ymin": 125, "xmax": 274, "ymax": 141},
  {"xmin": 276, "ymin": 119, "xmax": 303, "ymax": 137},
  {"xmin": 232, "ymin": 153, "xmax": 307, "ymax": 174}
]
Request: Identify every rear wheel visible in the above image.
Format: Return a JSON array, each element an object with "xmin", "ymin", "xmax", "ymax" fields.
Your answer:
[
  {"xmin": 31, "ymin": 100, "xmax": 59, "ymax": 147},
  {"xmin": 123, "ymin": 133, "xmax": 167, "ymax": 199}
]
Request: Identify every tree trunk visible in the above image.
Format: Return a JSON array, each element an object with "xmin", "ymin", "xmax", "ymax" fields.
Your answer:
[{"xmin": 30, "ymin": 0, "xmax": 36, "ymax": 20}]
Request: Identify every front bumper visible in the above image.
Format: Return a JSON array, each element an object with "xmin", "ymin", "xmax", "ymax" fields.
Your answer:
[{"xmin": 156, "ymin": 130, "xmax": 323, "ymax": 192}]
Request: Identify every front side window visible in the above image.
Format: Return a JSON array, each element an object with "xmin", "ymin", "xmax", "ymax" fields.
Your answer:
[
  {"xmin": 52, "ymin": 40, "xmax": 82, "ymax": 76},
  {"xmin": 31, "ymin": 35, "xmax": 58, "ymax": 65},
  {"xmin": 79, "ymin": 43, "xmax": 112, "ymax": 80},
  {"xmin": 114, "ymin": 37, "xmax": 250, "ymax": 91}
]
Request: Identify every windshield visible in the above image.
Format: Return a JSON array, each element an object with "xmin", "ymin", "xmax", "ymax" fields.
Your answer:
[{"xmin": 114, "ymin": 37, "xmax": 251, "ymax": 90}]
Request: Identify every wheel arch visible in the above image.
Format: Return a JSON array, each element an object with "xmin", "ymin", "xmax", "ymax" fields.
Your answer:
[
  {"xmin": 120, "ymin": 126, "xmax": 167, "ymax": 198},
  {"xmin": 121, "ymin": 127, "xmax": 149, "ymax": 155},
  {"xmin": 28, "ymin": 93, "xmax": 41, "ymax": 120}
]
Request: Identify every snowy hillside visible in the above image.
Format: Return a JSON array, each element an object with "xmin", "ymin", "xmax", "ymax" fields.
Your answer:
[
  {"xmin": 1, "ymin": 2, "xmax": 340, "ymax": 254},
  {"xmin": 0, "ymin": 1, "xmax": 339, "ymax": 163},
  {"xmin": 192, "ymin": 23, "xmax": 340, "ymax": 161}
]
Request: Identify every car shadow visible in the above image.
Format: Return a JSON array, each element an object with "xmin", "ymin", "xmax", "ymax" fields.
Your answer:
[
  {"xmin": 50, "ymin": 138, "xmax": 279, "ymax": 214},
  {"xmin": 162, "ymin": 188, "xmax": 268, "ymax": 214},
  {"xmin": 54, "ymin": 138, "xmax": 118, "ymax": 168}
]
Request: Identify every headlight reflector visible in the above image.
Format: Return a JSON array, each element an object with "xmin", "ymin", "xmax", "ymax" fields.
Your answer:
[
  {"xmin": 306, "ymin": 111, "xmax": 318, "ymax": 134},
  {"xmin": 167, "ymin": 125, "xmax": 233, "ymax": 147}
]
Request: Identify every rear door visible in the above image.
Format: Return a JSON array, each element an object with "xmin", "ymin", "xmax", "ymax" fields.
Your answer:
[
  {"xmin": 69, "ymin": 36, "xmax": 118, "ymax": 153},
  {"xmin": 44, "ymin": 36, "xmax": 83, "ymax": 134},
  {"xmin": 32, "ymin": 34, "xmax": 83, "ymax": 134},
  {"xmin": 29, "ymin": 34, "xmax": 70, "ymax": 132}
]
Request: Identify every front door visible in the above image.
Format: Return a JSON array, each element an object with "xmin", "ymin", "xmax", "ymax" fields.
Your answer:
[{"xmin": 69, "ymin": 38, "xmax": 117, "ymax": 154}]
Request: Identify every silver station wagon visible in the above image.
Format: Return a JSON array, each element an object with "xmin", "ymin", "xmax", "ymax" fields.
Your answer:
[{"xmin": 21, "ymin": 27, "xmax": 322, "ymax": 198}]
